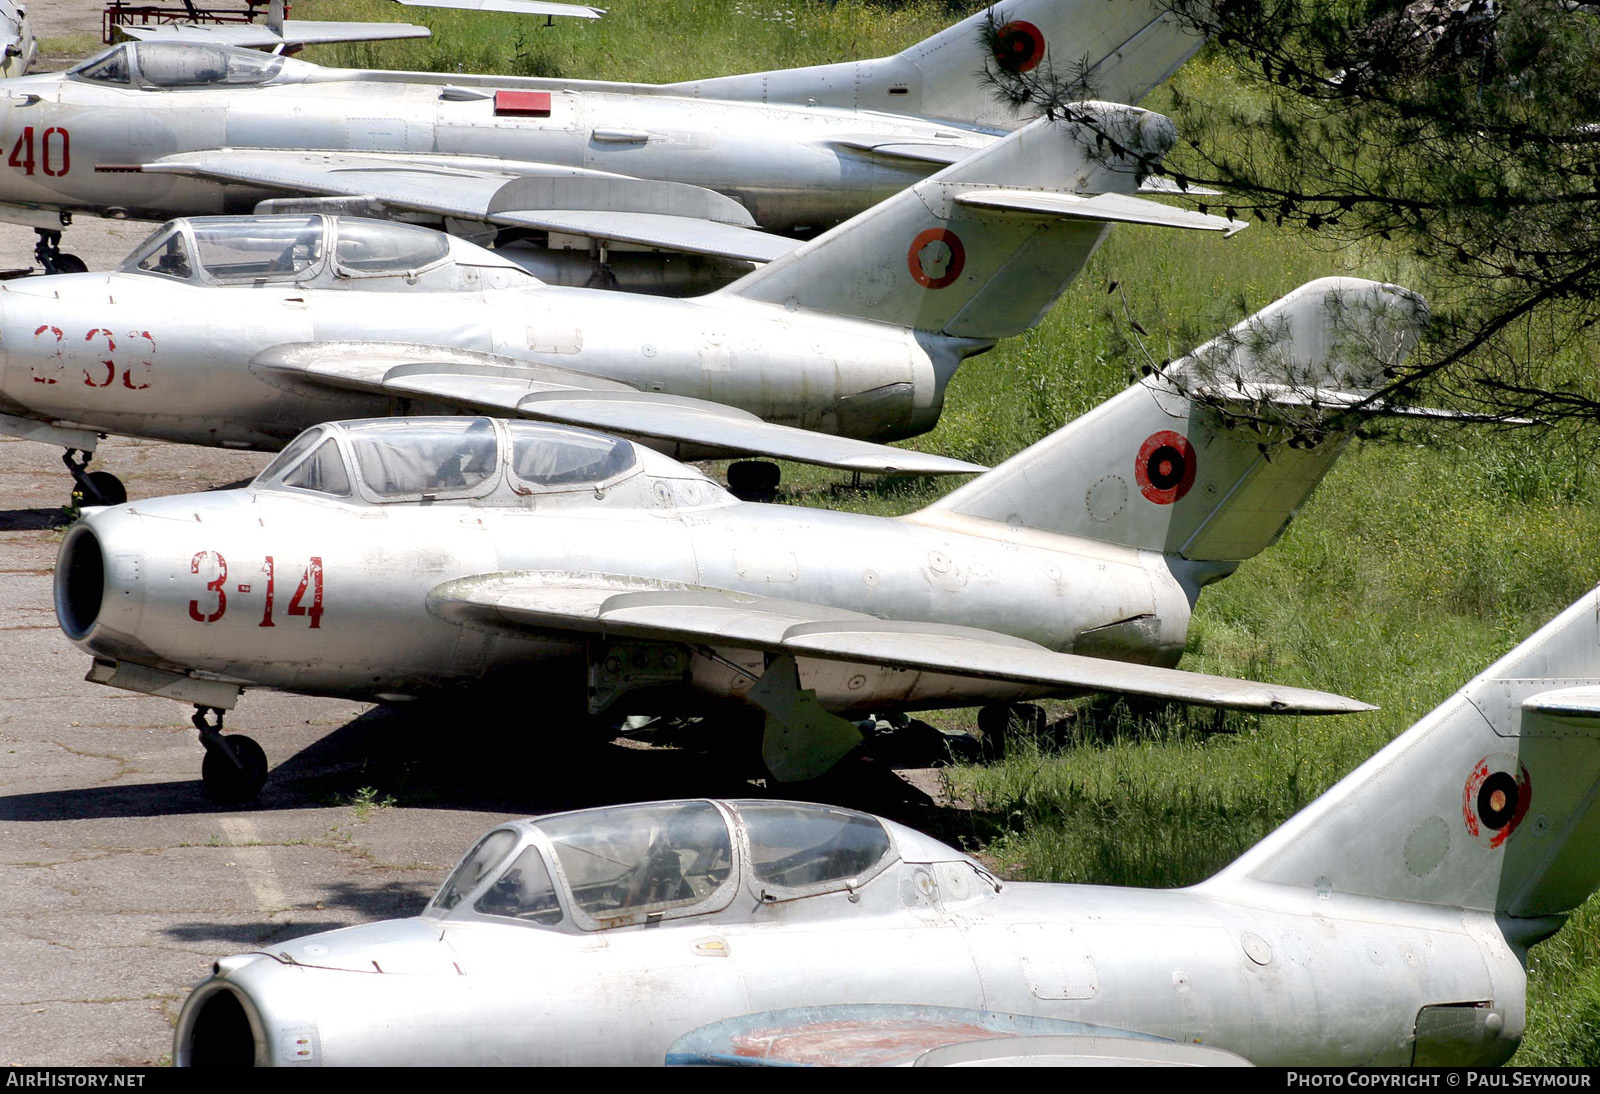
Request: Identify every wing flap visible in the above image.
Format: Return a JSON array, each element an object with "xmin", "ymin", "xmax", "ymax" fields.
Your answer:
[
  {"xmin": 427, "ymin": 572, "xmax": 1373, "ymax": 715},
  {"xmin": 955, "ymin": 189, "xmax": 1248, "ymax": 235}
]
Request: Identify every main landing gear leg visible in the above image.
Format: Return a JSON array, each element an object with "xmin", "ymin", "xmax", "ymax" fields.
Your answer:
[
  {"xmin": 33, "ymin": 227, "xmax": 86, "ymax": 276},
  {"xmin": 62, "ymin": 450, "xmax": 126, "ymax": 508},
  {"xmin": 194, "ymin": 706, "xmax": 269, "ymax": 806}
]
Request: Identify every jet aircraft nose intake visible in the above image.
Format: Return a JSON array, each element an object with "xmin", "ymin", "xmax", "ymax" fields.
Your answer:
[
  {"xmin": 55, "ymin": 522, "xmax": 107, "ymax": 640},
  {"xmin": 179, "ymin": 980, "xmax": 262, "ymax": 1067}
]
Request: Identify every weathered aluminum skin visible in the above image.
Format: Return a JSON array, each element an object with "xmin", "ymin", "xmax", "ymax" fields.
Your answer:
[
  {"xmin": 0, "ymin": 0, "xmax": 1200, "ymax": 251},
  {"xmin": 0, "ymin": 1, "xmax": 32, "ymax": 81},
  {"xmin": 0, "ymin": 223, "xmax": 940, "ymax": 454},
  {"xmin": 53, "ymin": 440, "xmax": 1195, "ymax": 712},
  {"xmin": 170, "ymin": 592, "xmax": 1600, "ymax": 1066},
  {"xmin": 52, "ymin": 278, "xmax": 1425, "ymax": 728},
  {"xmin": 0, "ymin": 108, "xmax": 1224, "ymax": 473}
]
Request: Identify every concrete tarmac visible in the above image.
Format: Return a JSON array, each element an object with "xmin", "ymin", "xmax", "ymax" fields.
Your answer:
[{"xmin": 0, "ymin": 15, "xmax": 949, "ymax": 1066}]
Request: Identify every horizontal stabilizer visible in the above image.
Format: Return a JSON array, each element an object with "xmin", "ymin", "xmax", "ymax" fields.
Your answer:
[
  {"xmin": 250, "ymin": 343, "xmax": 979, "ymax": 476},
  {"xmin": 1196, "ymin": 382, "xmax": 1531, "ymax": 423},
  {"xmin": 954, "ymin": 190, "xmax": 1247, "ymax": 235},
  {"xmin": 392, "ymin": 0, "xmax": 604, "ymax": 18},
  {"xmin": 117, "ymin": 21, "xmax": 433, "ymax": 47},
  {"xmin": 1524, "ymin": 686, "xmax": 1600, "ymax": 730},
  {"xmin": 426, "ymin": 571, "xmax": 1373, "ymax": 715},
  {"xmin": 1139, "ymin": 177, "xmax": 1222, "ymax": 196}
]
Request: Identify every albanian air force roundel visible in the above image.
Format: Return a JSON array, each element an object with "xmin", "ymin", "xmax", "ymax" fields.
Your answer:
[
  {"xmin": 1135, "ymin": 431, "xmax": 1197, "ymax": 504},
  {"xmin": 1463, "ymin": 753, "xmax": 1532, "ymax": 849},
  {"xmin": 907, "ymin": 228, "xmax": 966, "ymax": 289},
  {"xmin": 992, "ymin": 20, "xmax": 1047, "ymax": 73}
]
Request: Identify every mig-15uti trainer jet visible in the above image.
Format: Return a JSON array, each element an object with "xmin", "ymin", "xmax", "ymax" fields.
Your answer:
[
  {"xmin": 171, "ymin": 585, "xmax": 1600, "ymax": 1066},
  {"xmin": 0, "ymin": 0, "xmax": 1204, "ymax": 282},
  {"xmin": 56, "ymin": 277, "xmax": 1420, "ymax": 802},
  {"xmin": 0, "ymin": 107, "xmax": 1243, "ymax": 506}
]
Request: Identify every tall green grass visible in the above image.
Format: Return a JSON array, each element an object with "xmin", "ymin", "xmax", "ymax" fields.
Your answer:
[{"xmin": 292, "ymin": 1, "xmax": 1600, "ymax": 1063}]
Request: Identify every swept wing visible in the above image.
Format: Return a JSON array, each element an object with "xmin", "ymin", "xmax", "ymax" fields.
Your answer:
[
  {"xmin": 250, "ymin": 343, "xmax": 984, "ymax": 476},
  {"xmin": 138, "ymin": 151, "xmax": 800, "ymax": 263},
  {"xmin": 424, "ymin": 570, "xmax": 1373, "ymax": 716}
]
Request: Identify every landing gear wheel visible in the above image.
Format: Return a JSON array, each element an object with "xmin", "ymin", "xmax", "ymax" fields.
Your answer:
[
  {"xmin": 201, "ymin": 735, "xmax": 268, "ymax": 806},
  {"xmin": 52, "ymin": 253, "xmax": 88, "ymax": 275},
  {"xmin": 83, "ymin": 471, "xmax": 126, "ymax": 506},
  {"xmin": 727, "ymin": 460, "xmax": 781, "ymax": 502}
]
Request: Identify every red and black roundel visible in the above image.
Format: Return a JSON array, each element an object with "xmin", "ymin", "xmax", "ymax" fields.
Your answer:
[
  {"xmin": 1463, "ymin": 754, "xmax": 1532, "ymax": 849},
  {"xmin": 907, "ymin": 228, "xmax": 966, "ymax": 289},
  {"xmin": 992, "ymin": 20, "xmax": 1046, "ymax": 73},
  {"xmin": 1135, "ymin": 431, "xmax": 1197, "ymax": 504}
]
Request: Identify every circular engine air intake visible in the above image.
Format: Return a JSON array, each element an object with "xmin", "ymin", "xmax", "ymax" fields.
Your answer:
[
  {"xmin": 184, "ymin": 986, "xmax": 257, "ymax": 1067},
  {"xmin": 54, "ymin": 525, "xmax": 105, "ymax": 640}
]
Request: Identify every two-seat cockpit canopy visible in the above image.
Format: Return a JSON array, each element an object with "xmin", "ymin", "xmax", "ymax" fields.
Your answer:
[
  {"xmin": 69, "ymin": 41, "xmax": 313, "ymax": 90},
  {"xmin": 121, "ymin": 215, "xmax": 538, "ymax": 291},
  {"xmin": 424, "ymin": 800, "xmax": 991, "ymax": 933},
  {"xmin": 254, "ymin": 417, "xmax": 731, "ymax": 510}
]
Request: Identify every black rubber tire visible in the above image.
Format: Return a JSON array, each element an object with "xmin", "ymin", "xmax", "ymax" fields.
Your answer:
[
  {"xmin": 84, "ymin": 471, "xmax": 126, "ymax": 507},
  {"xmin": 975, "ymin": 703, "xmax": 1012, "ymax": 760},
  {"xmin": 52, "ymin": 253, "xmax": 89, "ymax": 275},
  {"xmin": 726, "ymin": 460, "xmax": 781, "ymax": 502},
  {"xmin": 201, "ymin": 735, "xmax": 269, "ymax": 805}
]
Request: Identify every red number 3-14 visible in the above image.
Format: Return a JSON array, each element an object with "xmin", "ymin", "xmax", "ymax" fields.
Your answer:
[{"xmin": 190, "ymin": 552, "xmax": 324, "ymax": 628}]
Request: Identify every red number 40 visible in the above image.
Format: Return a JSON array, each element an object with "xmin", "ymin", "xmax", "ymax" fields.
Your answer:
[{"xmin": 8, "ymin": 126, "xmax": 70, "ymax": 177}]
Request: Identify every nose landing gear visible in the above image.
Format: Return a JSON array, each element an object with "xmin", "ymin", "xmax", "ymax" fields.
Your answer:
[
  {"xmin": 193, "ymin": 706, "xmax": 269, "ymax": 805},
  {"xmin": 34, "ymin": 227, "xmax": 86, "ymax": 276},
  {"xmin": 63, "ymin": 449, "xmax": 126, "ymax": 507}
]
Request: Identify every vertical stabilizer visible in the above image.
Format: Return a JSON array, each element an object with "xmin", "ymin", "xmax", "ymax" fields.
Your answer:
[
  {"xmin": 1208, "ymin": 589, "xmax": 1600, "ymax": 921},
  {"xmin": 917, "ymin": 278, "xmax": 1428, "ymax": 562}
]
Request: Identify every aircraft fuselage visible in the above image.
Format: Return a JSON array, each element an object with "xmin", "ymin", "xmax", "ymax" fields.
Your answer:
[
  {"xmin": 57, "ymin": 481, "xmax": 1191, "ymax": 712},
  {"xmin": 0, "ymin": 69, "xmax": 993, "ymax": 233},
  {"xmin": 0, "ymin": 269, "xmax": 949, "ymax": 451}
]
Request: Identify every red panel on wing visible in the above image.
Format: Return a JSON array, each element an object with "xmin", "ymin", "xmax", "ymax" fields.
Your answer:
[{"xmin": 494, "ymin": 91, "xmax": 552, "ymax": 118}]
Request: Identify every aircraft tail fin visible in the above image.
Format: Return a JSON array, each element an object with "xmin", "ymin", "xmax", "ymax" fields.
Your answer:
[
  {"xmin": 666, "ymin": 0, "xmax": 1204, "ymax": 127},
  {"xmin": 915, "ymin": 278, "xmax": 1427, "ymax": 562},
  {"xmin": 1206, "ymin": 588, "xmax": 1600, "ymax": 924},
  {"xmin": 722, "ymin": 107, "xmax": 1240, "ymax": 341}
]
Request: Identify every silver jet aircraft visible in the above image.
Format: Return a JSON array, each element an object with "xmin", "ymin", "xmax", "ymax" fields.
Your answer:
[
  {"xmin": 0, "ymin": 108, "xmax": 1241, "ymax": 505},
  {"xmin": 55, "ymin": 277, "xmax": 1420, "ymax": 801},
  {"xmin": 0, "ymin": 1, "xmax": 32, "ymax": 79},
  {"xmin": 171, "ymin": 584, "xmax": 1600, "ymax": 1065},
  {"xmin": 0, "ymin": 0, "xmax": 1203, "ymax": 281},
  {"xmin": 111, "ymin": 0, "xmax": 605, "ymax": 53}
]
